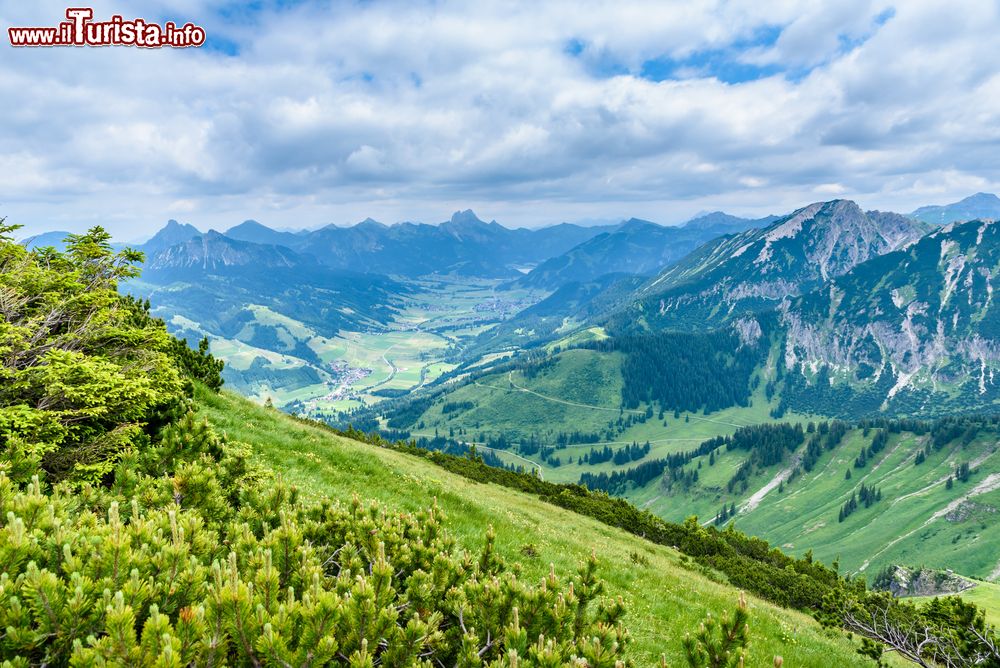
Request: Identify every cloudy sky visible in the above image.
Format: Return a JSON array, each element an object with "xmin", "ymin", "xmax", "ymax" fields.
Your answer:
[{"xmin": 2, "ymin": 0, "xmax": 999, "ymax": 238}]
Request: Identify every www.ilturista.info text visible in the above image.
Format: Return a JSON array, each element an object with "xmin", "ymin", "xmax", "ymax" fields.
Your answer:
[{"xmin": 8, "ymin": 8, "xmax": 206, "ymax": 48}]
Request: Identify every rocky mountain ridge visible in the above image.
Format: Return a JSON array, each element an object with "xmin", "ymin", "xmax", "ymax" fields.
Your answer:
[{"xmin": 621, "ymin": 199, "xmax": 928, "ymax": 332}]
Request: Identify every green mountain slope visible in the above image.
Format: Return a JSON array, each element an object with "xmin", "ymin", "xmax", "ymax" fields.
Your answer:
[
  {"xmin": 734, "ymin": 424, "xmax": 1000, "ymax": 579},
  {"xmin": 372, "ymin": 340, "xmax": 1000, "ymax": 586},
  {"xmin": 596, "ymin": 418, "xmax": 1000, "ymax": 581},
  {"xmin": 195, "ymin": 386, "xmax": 870, "ymax": 666}
]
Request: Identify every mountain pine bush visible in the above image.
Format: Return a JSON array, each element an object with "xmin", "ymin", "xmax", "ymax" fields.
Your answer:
[{"xmin": 0, "ymin": 460, "xmax": 632, "ymax": 666}]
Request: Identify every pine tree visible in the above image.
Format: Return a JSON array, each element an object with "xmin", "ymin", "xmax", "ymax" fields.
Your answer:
[{"xmin": 682, "ymin": 592, "xmax": 751, "ymax": 667}]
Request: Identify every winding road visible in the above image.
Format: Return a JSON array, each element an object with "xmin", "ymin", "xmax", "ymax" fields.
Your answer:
[{"xmin": 356, "ymin": 341, "xmax": 402, "ymax": 393}]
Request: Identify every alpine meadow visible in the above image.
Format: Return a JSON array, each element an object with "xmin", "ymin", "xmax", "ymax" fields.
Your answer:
[{"xmin": 5, "ymin": 1, "xmax": 1000, "ymax": 666}]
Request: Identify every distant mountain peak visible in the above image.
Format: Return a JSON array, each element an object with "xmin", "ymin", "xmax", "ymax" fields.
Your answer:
[
  {"xmin": 449, "ymin": 209, "xmax": 485, "ymax": 226},
  {"xmin": 910, "ymin": 192, "xmax": 1000, "ymax": 225},
  {"xmin": 20, "ymin": 230, "xmax": 73, "ymax": 251},
  {"xmin": 143, "ymin": 219, "xmax": 201, "ymax": 254},
  {"xmin": 160, "ymin": 219, "xmax": 199, "ymax": 233},
  {"xmin": 227, "ymin": 219, "xmax": 266, "ymax": 232},
  {"xmin": 961, "ymin": 192, "xmax": 1000, "ymax": 204},
  {"xmin": 224, "ymin": 219, "xmax": 304, "ymax": 247},
  {"xmin": 618, "ymin": 217, "xmax": 659, "ymax": 231},
  {"xmin": 751, "ymin": 199, "xmax": 918, "ymax": 279},
  {"xmin": 637, "ymin": 198, "xmax": 926, "ymax": 327}
]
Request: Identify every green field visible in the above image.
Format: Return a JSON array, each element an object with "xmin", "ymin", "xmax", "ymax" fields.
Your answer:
[{"xmin": 195, "ymin": 386, "xmax": 873, "ymax": 666}]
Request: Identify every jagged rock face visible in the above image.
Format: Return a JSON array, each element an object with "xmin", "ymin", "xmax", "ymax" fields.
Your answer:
[
  {"xmin": 876, "ymin": 565, "xmax": 973, "ymax": 598},
  {"xmin": 782, "ymin": 219, "xmax": 1000, "ymax": 409},
  {"xmin": 732, "ymin": 317, "xmax": 763, "ymax": 347},
  {"xmin": 630, "ymin": 200, "xmax": 926, "ymax": 331}
]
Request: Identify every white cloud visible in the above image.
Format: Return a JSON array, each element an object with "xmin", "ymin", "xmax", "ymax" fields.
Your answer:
[{"xmin": 0, "ymin": 0, "xmax": 998, "ymax": 237}]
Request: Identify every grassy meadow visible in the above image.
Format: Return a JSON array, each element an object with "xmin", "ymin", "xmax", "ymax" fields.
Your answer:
[{"xmin": 195, "ymin": 386, "xmax": 873, "ymax": 666}]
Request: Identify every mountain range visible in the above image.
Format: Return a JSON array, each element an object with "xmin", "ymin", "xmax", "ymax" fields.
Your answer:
[
  {"xmin": 507, "ymin": 212, "xmax": 776, "ymax": 290},
  {"xmin": 221, "ymin": 210, "xmax": 617, "ymax": 278},
  {"xmin": 395, "ymin": 195, "xmax": 1000, "ymax": 426}
]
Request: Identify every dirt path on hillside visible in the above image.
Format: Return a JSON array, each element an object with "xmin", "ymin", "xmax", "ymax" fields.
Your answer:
[
  {"xmin": 858, "ymin": 472, "xmax": 1000, "ymax": 573},
  {"xmin": 889, "ymin": 443, "xmax": 998, "ymax": 509},
  {"xmin": 476, "ymin": 371, "xmax": 745, "ymax": 428}
]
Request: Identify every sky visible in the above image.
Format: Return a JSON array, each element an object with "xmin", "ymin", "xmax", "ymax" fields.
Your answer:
[{"xmin": 2, "ymin": 0, "xmax": 999, "ymax": 238}]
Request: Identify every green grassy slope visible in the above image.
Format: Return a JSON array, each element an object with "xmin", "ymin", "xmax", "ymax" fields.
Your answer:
[
  {"xmin": 414, "ymin": 349, "xmax": 627, "ymax": 441},
  {"xmin": 391, "ymin": 346, "xmax": 1000, "ymax": 585},
  {"xmin": 608, "ymin": 424, "xmax": 1000, "ymax": 581},
  {"xmin": 410, "ymin": 348, "xmax": 812, "ymax": 482},
  {"xmin": 196, "ymin": 386, "xmax": 871, "ymax": 666},
  {"xmin": 730, "ymin": 431, "xmax": 1000, "ymax": 579}
]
